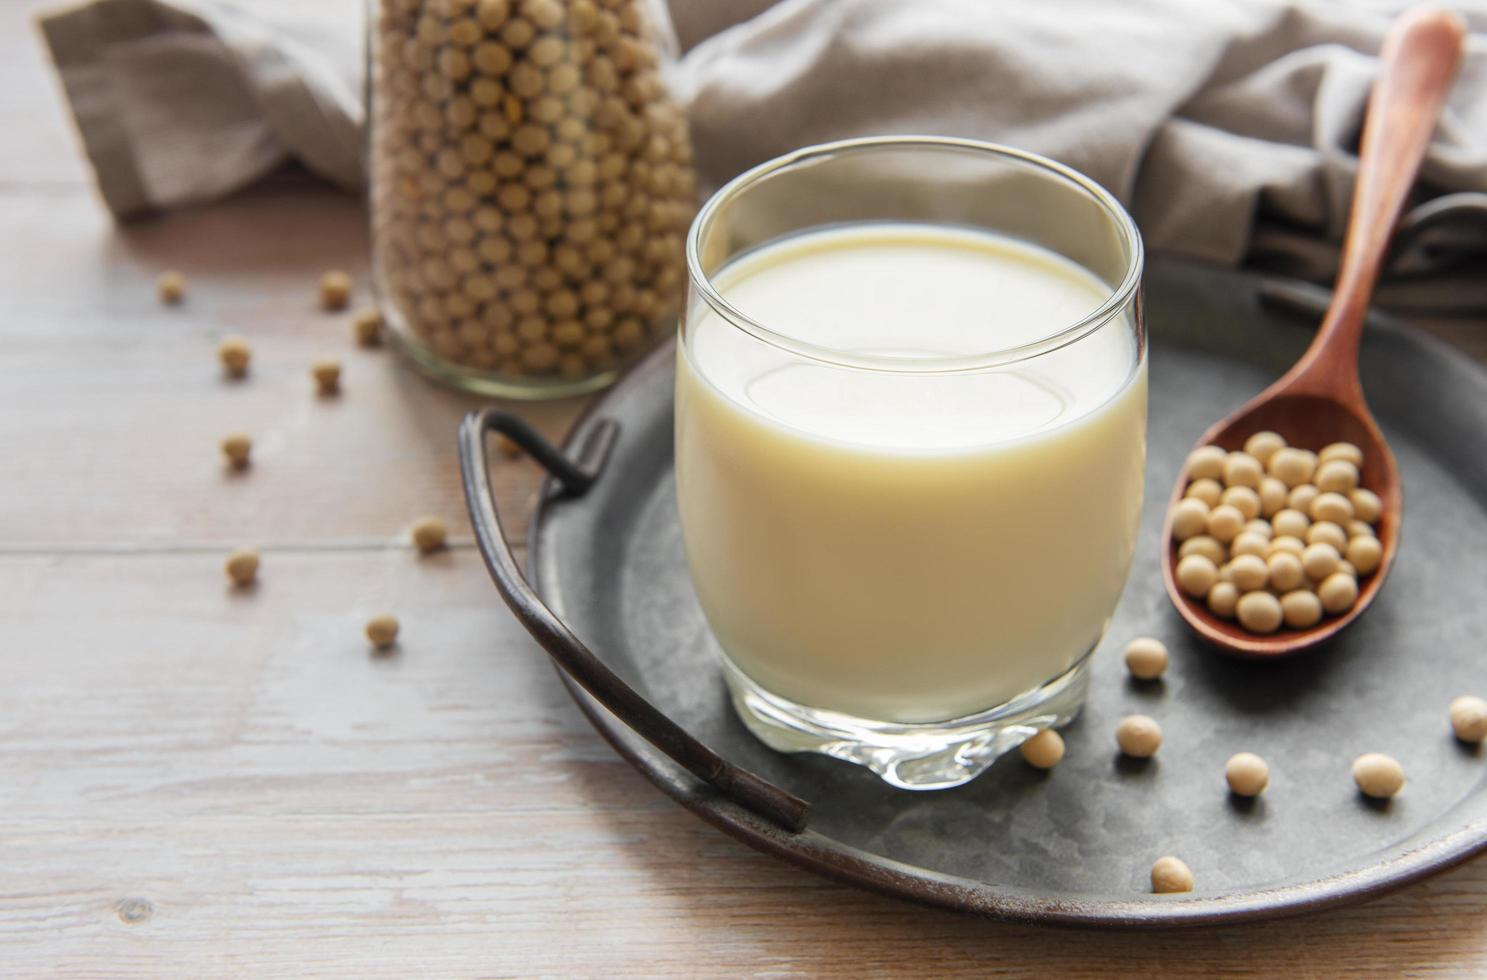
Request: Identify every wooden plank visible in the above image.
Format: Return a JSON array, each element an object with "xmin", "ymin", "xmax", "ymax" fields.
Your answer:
[
  {"xmin": 0, "ymin": 184, "xmax": 584, "ymax": 549},
  {"xmin": 2, "ymin": 550, "xmax": 1487, "ymax": 977}
]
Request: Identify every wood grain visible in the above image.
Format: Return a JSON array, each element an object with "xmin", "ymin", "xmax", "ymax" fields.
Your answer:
[
  {"xmin": 0, "ymin": 185, "xmax": 577, "ymax": 550},
  {"xmin": 6, "ymin": 3, "xmax": 1487, "ymax": 975}
]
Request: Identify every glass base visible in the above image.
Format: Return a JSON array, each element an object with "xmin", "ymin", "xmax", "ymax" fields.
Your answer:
[
  {"xmin": 383, "ymin": 320, "xmax": 625, "ymax": 401},
  {"xmin": 721, "ymin": 652, "xmax": 1093, "ymax": 790}
]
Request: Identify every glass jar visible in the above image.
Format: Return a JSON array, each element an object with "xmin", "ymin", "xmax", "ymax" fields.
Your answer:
[{"xmin": 368, "ymin": 0, "xmax": 697, "ymax": 398}]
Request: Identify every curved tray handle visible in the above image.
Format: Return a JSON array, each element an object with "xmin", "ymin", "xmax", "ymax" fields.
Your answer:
[{"xmin": 458, "ymin": 407, "xmax": 810, "ymax": 833}]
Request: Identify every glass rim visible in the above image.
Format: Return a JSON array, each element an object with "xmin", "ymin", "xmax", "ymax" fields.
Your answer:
[{"xmin": 684, "ymin": 135, "xmax": 1145, "ymax": 374}]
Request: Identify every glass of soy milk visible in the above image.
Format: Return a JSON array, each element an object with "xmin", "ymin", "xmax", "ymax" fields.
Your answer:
[{"xmin": 675, "ymin": 137, "xmax": 1146, "ymax": 789}]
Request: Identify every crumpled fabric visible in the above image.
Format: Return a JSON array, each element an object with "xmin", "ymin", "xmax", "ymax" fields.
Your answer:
[
  {"xmin": 39, "ymin": 0, "xmax": 1487, "ymax": 306},
  {"xmin": 677, "ymin": 0, "xmax": 1487, "ymax": 288}
]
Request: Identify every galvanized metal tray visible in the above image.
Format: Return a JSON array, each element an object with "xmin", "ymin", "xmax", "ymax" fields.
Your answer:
[{"xmin": 461, "ymin": 256, "xmax": 1487, "ymax": 928}]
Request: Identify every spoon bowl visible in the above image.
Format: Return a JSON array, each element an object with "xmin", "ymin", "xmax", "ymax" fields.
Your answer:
[
  {"xmin": 1162, "ymin": 391, "xmax": 1401, "ymax": 657},
  {"xmin": 1162, "ymin": 7, "xmax": 1463, "ymax": 657}
]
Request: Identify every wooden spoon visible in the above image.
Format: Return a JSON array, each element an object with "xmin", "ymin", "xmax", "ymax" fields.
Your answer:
[{"xmin": 1161, "ymin": 7, "xmax": 1466, "ymax": 657}]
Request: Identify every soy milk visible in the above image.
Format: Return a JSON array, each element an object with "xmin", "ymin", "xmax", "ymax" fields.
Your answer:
[{"xmin": 676, "ymin": 224, "xmax": 1145, "ymax": 724}]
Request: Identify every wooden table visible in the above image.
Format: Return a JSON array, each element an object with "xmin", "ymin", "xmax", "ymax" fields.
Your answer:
[{"xmin": 6, "ymin": 7, "xmax": 1487, "ymax": 976}]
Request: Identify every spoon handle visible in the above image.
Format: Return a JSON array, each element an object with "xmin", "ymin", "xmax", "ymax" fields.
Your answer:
[{"xmin": 1285, "ymin": 8, "xmax": 1466, "ymax": 403}]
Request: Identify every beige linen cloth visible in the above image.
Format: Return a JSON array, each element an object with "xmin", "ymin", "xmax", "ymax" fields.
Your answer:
[{"xmin": 40, "ymin": 0, "xmax": 1487, "ymax": 305}]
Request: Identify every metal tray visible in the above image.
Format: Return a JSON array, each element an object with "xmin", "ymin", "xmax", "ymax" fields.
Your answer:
[{"xmin": 460, "ymin": 256, "xmax": 1487, "ymax": 928}]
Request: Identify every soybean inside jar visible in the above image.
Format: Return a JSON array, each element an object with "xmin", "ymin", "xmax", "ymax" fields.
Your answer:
[{"xmin": 369, "ymin": 0, "xmax": 697, "ymax": 398}]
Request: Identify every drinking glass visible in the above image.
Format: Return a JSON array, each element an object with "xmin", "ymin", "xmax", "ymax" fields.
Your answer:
[{"xmin": 675, "ymin": 136, "xmax": 1146, "ymax": 789}]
